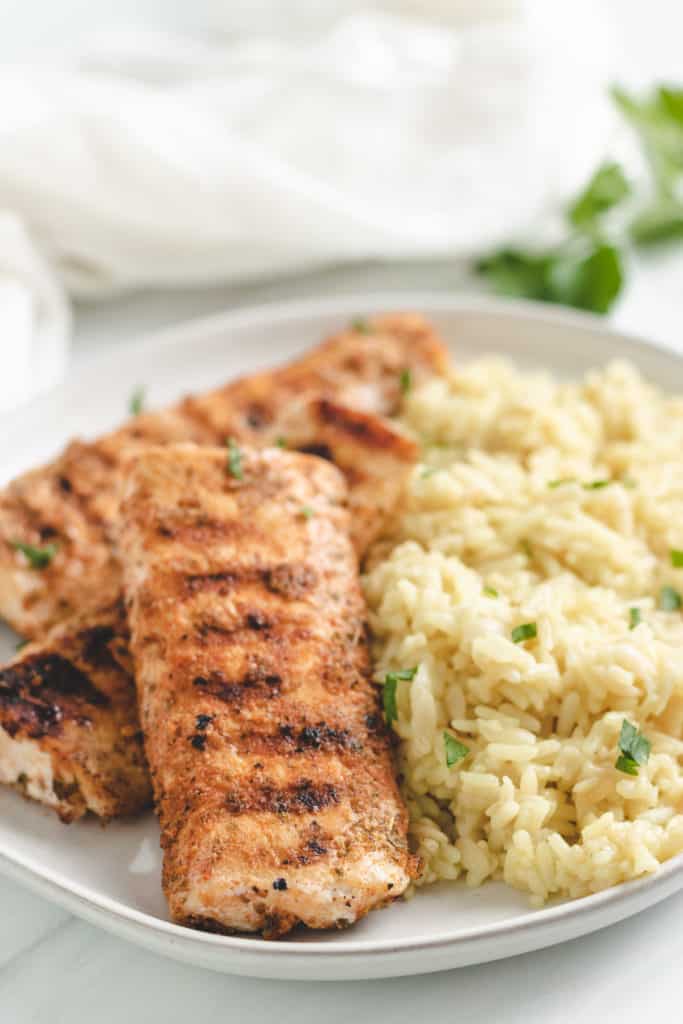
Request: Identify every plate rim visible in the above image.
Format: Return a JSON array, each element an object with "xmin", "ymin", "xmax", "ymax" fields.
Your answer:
[{"xmin": 3, "ymin": 291, "xmax": 683, "ymax": 971}]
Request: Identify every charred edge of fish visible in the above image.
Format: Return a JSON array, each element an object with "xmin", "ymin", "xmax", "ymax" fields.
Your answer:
[{"xmin": 0, "ymin": 654, "xmax": 110, "ymax": 739}]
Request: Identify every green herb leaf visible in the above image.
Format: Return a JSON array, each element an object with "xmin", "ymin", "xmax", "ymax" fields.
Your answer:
[
  {"xmin": 420, "ymin": 466, "xmax": 438, "ymax": 479},
  {"xmin": 11, "ymin": 541, "xmax": 58, "ymax": 570},
  {"xmin": 483, "ymin": 586, "xmax": 499, "ymax": 598},
  {"xmin": 511, "ymin": 622, "xmax": 537, "ymax": 644},
  {"xmin": 583, "ymin": 479, "xmax": 611, "ymax": 490},
  {"xmin": 383, "ymin": 667, "xmax": 418, "ymax": 728},
  {"xmin": 630, "ymin": 199, "xmax": 683, "ymax": 246},
  {"xmin": 399, "ymin": 368, "xmax": 412, "ymax": 395},
  {"xmin": 629, "ymin": 607, "xmax": 642, "ymax": 630},
  {"xmin": 547, "ymin": 243, "xmax": 624, "ymax": 315},
  {"xmin": 129, "ymin": 388, "xmax": 145, "ymax": 416},
  {"xmin": 226, "ymin": 438, "xmax": 243, "ymax": 480},
  {"xmin": 15, "ymin": 638, "xmax": 28, "ymax": 651},
  {"xmin": 275, "ymin": 436, "xmax": 287, "ymax": 449},
  {"xmin": 475, "ymin": 241, "xmax": 624, "ymax": 316},
  {"xmin": 615, "ymin": 718, "xmax": 651, "ymax": 776},
  {"xmin": 548, "ymin": 478, "xmax": 576, "ymax": 489},
  {"xmin": 568, "ymin": 162, "xmax": 631, "ymax": 228},
  {"xmin": 300, "ymin": 506, "xmax": 315, "ymax": 519},
  {"xmin": 670, "ymin": 549, "xmax": 683, "ymax": 568},
  {"xmin": 615, "ymin": 754, "xmax": 640, "ymax": 776},
  {"xmin": 444, "ymin": 731, "xmax": 469, "ymax": 768},
  {"xmin": 351, "ymin": 317, "xmax": 371, "ymax": 333},
  {"xmin": 660, "ymin": 585, "xmax": 682, "ymax": 611}
]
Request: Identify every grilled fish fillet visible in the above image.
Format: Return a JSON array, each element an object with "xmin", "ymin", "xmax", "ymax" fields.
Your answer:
[
  {"xmin": 0, "ymin": 401, "xmax": 416, "ymax": 821},
  {"xmin": 0, "ymin": 602, "xmax": 150, "ymax": 822},
  {"xmin": 0, "ymin": 313, "xmax": 447, "ymax": 637},
  {"xmin": 119, "ymin": 444, "xmax": 417, "ymax": 936}
]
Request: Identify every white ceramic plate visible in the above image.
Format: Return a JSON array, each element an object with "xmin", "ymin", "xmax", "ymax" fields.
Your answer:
[{"xmin": 2, "ymin": 294, "xmax": 683, "ymax": 981}]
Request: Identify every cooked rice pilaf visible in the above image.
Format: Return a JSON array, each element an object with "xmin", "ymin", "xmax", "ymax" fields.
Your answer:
[{"xmin": 363, "ymin": 358, "xmax": 683, "ymax": 904}]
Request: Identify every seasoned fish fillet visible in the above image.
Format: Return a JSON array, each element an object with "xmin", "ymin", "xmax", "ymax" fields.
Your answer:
[
  {"xmin": 0, "ymin": 602, "xmax": 150, "ymax": 822},
  {"xmin": 119, "ymin": 444, "xmax": 417, "ymax": 937},
  {"xmin": 0, "ymin": 313, "xmax": 446, "ymax": 637},
  {"xmin": 0, "ymin": 401, "xmax": 416, "ymax": 821}
]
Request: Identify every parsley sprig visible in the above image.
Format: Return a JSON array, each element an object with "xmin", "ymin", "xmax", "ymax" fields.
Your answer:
[
  {"xmin": 383, "ymin": 667, "xmax": 417, "ymax": 728},
  {"xmin": 615, "ymin": 719, "xmax": 651, "ymax": 776},
  {"xmin": 226, "ymin": 438, "xmax": 243, "ymax": 479},
  {"xmin": 444, "ymin": 731, "xmax": 469, "ymax": 768},
  {"xmin": 476, "ymin": 83, "xmax": 683, "ymax": 314},
  {"xmin": 11, "ymin": 540, "xmax": 58, "ymax": 570}
]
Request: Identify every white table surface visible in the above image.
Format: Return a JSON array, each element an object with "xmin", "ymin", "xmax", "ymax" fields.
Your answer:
[{"xmin": 3, "ymin": 2, "xmax": 683, "ymax": 1019}]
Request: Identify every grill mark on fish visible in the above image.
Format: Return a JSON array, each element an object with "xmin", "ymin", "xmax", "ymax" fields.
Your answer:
[
  {"xmin": 295, "ymin": 443, "xmax": 334, "ymax": 461},
  {"xmin": 224, "ymin": 779, "xmax": 340, "ymax": 815},
  {"xmin": 192, "ymin": 668, "xmax": 283, "ymax": 704}
]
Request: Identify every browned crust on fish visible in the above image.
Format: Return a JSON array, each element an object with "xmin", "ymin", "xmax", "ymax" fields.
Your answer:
[
  {"xmin": 0, "ymin": 601, "xmax": 151, "ymax": 821},
  {"xmin": 0, "ymin": 313, "xmax": 445, "ymax": 637},
  {"xmin": 119, "ymin": 444, "xmax": 417, "ymax": 937}
]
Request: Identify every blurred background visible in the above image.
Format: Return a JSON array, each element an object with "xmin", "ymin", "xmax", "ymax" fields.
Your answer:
[{"xmin": 1, "ymin": 0, "xmax": 682, "ymax": 412}]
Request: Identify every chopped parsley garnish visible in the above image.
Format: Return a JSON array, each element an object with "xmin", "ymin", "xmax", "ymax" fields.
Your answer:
[
  {"xmin": 670, "ymin": 549, "xmax": 683, "ymax": 568},
  {"xmin": 15, "ymin": 638, "xmax": 28, "ymax": 651},
  {"xmin": 399, "ymin": 368, "xmax": 412, "ymax": 395},
  {"xmin": 11, "ymin": 540, "xmax": 58, "ymax": 570},
  {"xmin": 629, "ymin": 607, "xmax": 642, "ymax": 630},
  {"xmin": 583, "ymin": 479, "xmax": 610, "ymax": 490},
  {"xmin": 660, "ymin": 585, "xmax": 682, "ymax": 611},
  {"xmin": 300, "ymin": 506, "xmax": 315, "ymax": 519},
  {"xmin": 275, "ymin": 436, "xmax": 287, "ymax": 448},
  {"xmin": 511, "ymin": 622, "xmax": 537, "ymax": 644},
  {"xmin": 615, "ymin": 719, "xmax": 651, "ymax": 776},
  {"xmin": 226, "ymin": 438, "xmax": 243, "ymax": 479},
  {"xmin": 483, "ymin": 586, "xmax": 499, "ymax": 598},
  {"xmin": 444, "ymin": 732, "xmax": 469, "ymax": 768},
  {"xmin": 421, "ymin": 466, "xmax": 437, "ymax": 479},
  {"xmin": 383, "ymin": 667, "xmax": 417, "ymax": 728},
  {"xmin": 548, "ymin": 478, "xmax": 576, "ymax": 489},
  {"xmin": 129, "ymin": 388, "xmax": 145, "ymax": 416},
  {"xmin": 351, "ymin": 317, "xmax": 371, "ymax": 333}
]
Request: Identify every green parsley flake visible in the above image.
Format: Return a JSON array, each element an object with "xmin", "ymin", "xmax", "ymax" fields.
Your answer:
[
  {"xmin": 129, "ymin": 388, "xmax": 145, "ymax": 416},
  {"xmin": 399, "ymin": 368, "xmax": 412, "ymax": 395},
  {"xmin": 275, "ymin": 436, "xmax": 287, "ymax": 449},
  {"xmin": 300, "ymin": 506, "xmax": 315, "ymax": 519},
  {"xmin": 660, "ymin": 585, "xmax": 682, "ymax": 611},
  {"xmin": 548, "ymin": 478, "xmax": 576, "ymax": 489},
  {"xmin": 670, "ymin": 549, "xmax": 683, "ymax": 568},
  {"xmin": 11, "ymin": 541, "xmax": 58, "ymax": 570},
  {"xmin": 629, "ymin": 607, "xmax": 642, "ymax": 630},
  {"xmin": 583, "ymin": 479, "xmax": 611, "ymax": 490},
  {"xmin": 483, "ymin": 586, "xmax": 499, "ymax": 598},
  {"xmin": 444, "ymin": 732, "xmax": 469, "ymax": 768},
  {"xmin": 15, "ymin": 638, "xmax": 28, "ymax": 651},
  {"xmin": 383, "ymin": 667, "xmax": 417, "ymax": 728},
  {"xmin": 351, "ymin": 317, "xmax": 371, "ymax": 333},
  {"xmin": 226, "ymin": 438, "xmax": 243, "ymax": 479},
  {"xmin": 511, "ymin": 622, "xmax": 537, "ymax": 644},
  {"xmin": 615, "ymin": 719, "xmax": 651, "ymax": 776},
  {"xmin": 421, "ymin": 467, "xmax": 438, "ymax": 479}
]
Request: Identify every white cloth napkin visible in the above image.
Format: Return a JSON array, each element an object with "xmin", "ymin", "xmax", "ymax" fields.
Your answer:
[{"xmin": 0, "ymin": 2, "xmax": 614, "ymax": 411}]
